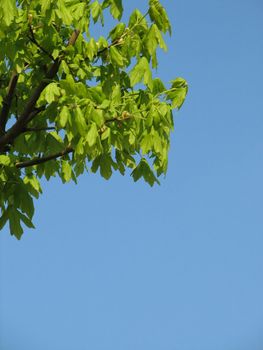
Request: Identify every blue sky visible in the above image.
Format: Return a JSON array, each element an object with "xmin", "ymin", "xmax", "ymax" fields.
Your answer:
[{"xmin": 1, "ymin": 1, "xmax": 263, "ymax": 349}]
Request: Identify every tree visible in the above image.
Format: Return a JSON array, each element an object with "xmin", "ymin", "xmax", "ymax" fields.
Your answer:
[{"xmin": 0, "ymin": 0, "xmax": 188, "ymax": 239}]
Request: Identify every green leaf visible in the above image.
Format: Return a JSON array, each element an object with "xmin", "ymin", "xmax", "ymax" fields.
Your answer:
[
  {"xmin": 9, "ymin": 208, "xmax": 23, "ymax": 239},
  {"xmin": 0, "ymin": 0, "xmax": 17, "ymax": 26},
  {"xmin": 100, "ymin": 100, "xmax": 111, "ymax": 109},
  {"xmin": 91, "ymin": 108, "xmax": 104, "ymax": 127},
  {"xmin": 111, "ymin": 0, "xmax": 123, "ymax": 20},
  {"xmin": 0, "ymin": 209, "xmax": 9, "ymax": 230},
  {"xmin": 46, "ymin": 132, "xmax": 64, "ymax": 152},
  {"xmin": 75, "ymin": 107, "xmax": 87, "ymax": 136},
  {"xmin": 149, "ymin": 0, "xmax": 171, "ymax": 34},
  {"xmin": 128, "ymin": 9, "xmax": 148, "ymax": 30},
  {"xmin": 60, "ymin": 75, "xmax": 76, "ymax": 95},
  {"xmin": 61, "ymin": 160, "xmax": 72, "ymax": 182},
  {"xmin": 86, "ymin": 38, "xmax": 98, "ymax": 60},
  {"xmin": 110, "ymin": 46, "xmax": 125, "ymax": 67},
  {"xmin": 91, "ymin": 157, "xmax": 100, "ymax": 173},
  {"xmin": 111, "ymin": 84, "xmax": 121, "ymax": 104},
  {"xmin": 145, "ymin": 25, "xmax": 158, "ymax": 56},
  {"xmin": 56, "ymin": 0, "xmax": 73, "ymax": 25},
  {"xmin": 101, "ymin": 127, "xmax": 110, "ymax": 141},
  {"xmin": 20, "ymin": 213, "xmax": 35, "ymax": 229},
  {"xmin": 44, "ymin": 83, "xmax": 60, "ymax": 104},
  {"xmin": 146, "ymin": 24, "xmax": 167, "ymax": 55},
  {"xmin": 99, "ymin": 155, "xmax": 113, "ymax": 180},
  {"xmin": 70, "ymin": 2, "xmax": 87, "ymax": 23},
  {"xmin": 151, "ymin": 129, "xmax": 163, "ymax": 154},
  {"xmin": 141, "ymin": 134, "xmax": 153, "ymax": 154},
  {"xmin": 43, "ymin": 161, "xmax": 59, "ymax": 181},
  {"xmin": 15, "ymin": 186, "xmax": 34, "ymax": 219},
  {"xmin": 109, "ymin": 23, "xmax": 126, "ymax": 41},
  {"xmin": 75, "ymin": 137, "xmax": 85, "ymax": 156},
  {"xmin": 91, "ymin": 1, "xmax": 102, "ymax": 23},
  {"xmin": 41, "ymin": 0, "xmax": 52, "ymax": 15},
  {"xmin": 0, "ymin": 155, "xmax": 11, "ymax": 166},
  {"xmin": 103, "ymin": 0, "xmax": 123, "ymax": 20},
  {"xmin": 60, "ymin": 60, "xmax": 70, "ymax": 75},
  {"xmin": 131, "ymin": 158, "xmax": 160, "ymax": 186},
  {"xmin": 97, "ymin": 36, "xmax": 108, "ymax": 50},
  {"xmin": 87, "ymin": 86, "xmax": 104, "ymax": 104},
  {"xmin": 86, "ymin": 123, "xmax": 98, "ymax": 147},
  {"xmin": 166, "ymin": 78, "xmax": 188, "ymax": 109},
  {"xmin": 24, "ymin": 176, "xmax": 42, "ymax": 198},
  {"xmin": 130, "ymin": 57, "xmax": 152, "ymax": 88},
  {"xmin": 58, "ymin": 106, "xmax": 70, "ymax": 128}
]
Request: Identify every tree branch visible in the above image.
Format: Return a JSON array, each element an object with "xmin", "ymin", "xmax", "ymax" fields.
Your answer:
[
  {"xmin": 22, "ymin": 126, "xmax": 56, "ymax": 132},
  {"xmin": 28, "ymin": 25, "xmax": 54, "ymax": 60},
  {"xmin": 68, "ymin": 29, "xmax": 80, "ymax": 46},
  {"xmin": 96, "ymin": 13, "xmax": 149, "ymax": 58},
  {"xmin": 15, "ymin": 146, "xmax": 74, "ymax": 169},
  {"xmin": 96, "ymin": 38, "xmax": 124, "ymax": 57},
  {"xmin": 0, "ymin": 29, "xmax": 80, "ymax": 151},
  {"xmin": 0, "ymin": 71, "xmax": 19, "ymax": 134}
]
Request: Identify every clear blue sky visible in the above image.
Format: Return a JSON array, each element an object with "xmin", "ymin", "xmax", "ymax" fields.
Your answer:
[{"xmin": 1, "ymin": 1, "xmax": 263, "ymax": 349}]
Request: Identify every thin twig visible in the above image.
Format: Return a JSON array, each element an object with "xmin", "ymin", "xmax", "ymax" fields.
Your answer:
[
  {"xmin": 22, "ymin": 126, "xmax": 56, "ymax": 132},
  {"xmin": 15, "ymin": 146, "xmax": 74, "ymax": 169},
  {"xmin": 28, "ymin": 25, "xmax": 54, "ymax": 60},
  {"xmin": 96, "ymin": 11, "xmax": 149, "ymax": 57}
]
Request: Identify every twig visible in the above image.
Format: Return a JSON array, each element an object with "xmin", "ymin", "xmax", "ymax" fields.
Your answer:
[
  {"xmin": 22, "ymin": 126, "xmax": 56, "ymax": 132},
  {"xmin": 96, "ymin": 11, "xmax": 149, "ymax": 57},
  {"xmin": 15, "ymin": 146, "xmax": 74, "ymax": 169},
  {"xmin": 28, "ymin": 25, "xmax": 54, "ymax": 60}
]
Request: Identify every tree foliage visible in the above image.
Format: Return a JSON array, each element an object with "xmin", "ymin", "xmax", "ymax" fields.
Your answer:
[{"xmin": 0, "ymin": 0, "xmax": 188, "ymax": 238}]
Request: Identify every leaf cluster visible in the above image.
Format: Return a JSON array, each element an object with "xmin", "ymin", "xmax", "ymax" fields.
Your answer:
[{"xmin": 0, "ymin": 0, "xmax": 187, "ymax": 238}]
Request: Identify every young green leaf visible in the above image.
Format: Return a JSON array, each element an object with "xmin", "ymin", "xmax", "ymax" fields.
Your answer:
[
  {"xmin": 61, "ymin": 160, "xmax": 72, "ymax": 183},
  {"xmin": 130, "ymin": 57, "xmax": 152, "ymax": 88},
  {"xmin": 0, "ymin": 0, "xmax": 16, "ymax": 26},
  {"xmin": 110, "ymin": 46, "xmax": 125, "ymax": 67},
  {"xmin": 166, "ymin": 78, "xmax": 188, "ymax": 109}
]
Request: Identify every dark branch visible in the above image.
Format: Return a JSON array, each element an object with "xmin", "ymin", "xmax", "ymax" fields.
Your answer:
[
  {"xmin": 22, "ymin": 126, "xmax": 56, "ymax": 132},
  {"xmin": 0, "ymin": 64, "xmax": 59, "ymax": 149},
  {"xmin": 0, "ymin": 29, "xmax": 80, "ymax": 151},
  {"xmin": 28, "ymin": 25, "xmax": 54, "ymax": 60},
  {"xmin": 0, "ymin": 71, "xmax": 19, "ymax": 134},
  {"xmin": 15, "ymin": 146, "xmax": 74, "ymax": 169}
]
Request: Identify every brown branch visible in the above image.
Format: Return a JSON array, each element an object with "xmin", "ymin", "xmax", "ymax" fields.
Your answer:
[
  {"xmin": 22, "ymin": 126, "xmax": 56, "ymax": 132},
  {"xmin": 15, "ymin": 146, "xmax": 74, "ymax": 169},
  {"xmin": 68, "ymin": 29, "xmax": 80, "ymax": 46},
  {"xmin": 0, "ymin": 29, "xmax": 80, "ymax": 151},
  {"xmin": 0, "ymin": 71, "xmax": 19, "ymax": 134},
  {"xmin": 0, "ymin": 61, "xmax": 60, "ymax": 148}
]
